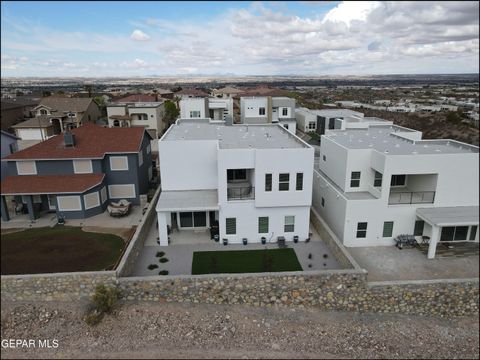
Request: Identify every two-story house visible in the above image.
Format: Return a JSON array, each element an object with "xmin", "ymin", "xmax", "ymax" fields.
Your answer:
[
  {"xmin": 179, "ymin": 98, "xmax": 233, "ymax": 121},
  {"xmin": 107, "ymin": 101, "xmax": 165, "ymax": 139},
  {"xmin": 1, "ymin": 131, "xmax": 19, "ymax": 180},
  {"xmin": 156, "ymin": 119, "xmax": 314, "ymax": 246},
  {"xmin": 313, "ymin": 123, "xmax": 479, "ymax": 259},
  {"xmin": 240, "ymin": 96, "xmax": 297, "ymax": 133},
  {"xmin": 1, "ymin": 123, "xmax": 153, "ymax": 222}
]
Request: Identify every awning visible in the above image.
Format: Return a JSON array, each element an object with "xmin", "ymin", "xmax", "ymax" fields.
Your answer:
[
  {"xmin": 416, "ymin": 206, "xmax": 479, "ymax": 226},
  {"xmin": 1, "ymin": 174, "xmax": 105, "ymax": 195},
  {"xmin": 156, "ymin": 190, "xmax": 219, "ymax": 212}
]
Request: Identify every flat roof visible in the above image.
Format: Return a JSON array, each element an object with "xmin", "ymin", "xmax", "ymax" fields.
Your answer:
[
  {"xmin": 156, "ymin": 190, "xmax": 219, "ymax": 212},
  {"xmin": 162, "ymin": 121, "xmax": 308, "ymax": 149},
  {"xmin": 417, "ymin": 206, "xmax": 479, "ymax": 226},
  {"xmin": 325, "ymin": 125, "xmax": 479, "ymax": 155}
]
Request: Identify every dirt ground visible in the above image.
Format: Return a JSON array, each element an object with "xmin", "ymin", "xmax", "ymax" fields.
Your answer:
[{"xmin": 1, "ymin": 300, "xmax": 478, "ymax": 359}]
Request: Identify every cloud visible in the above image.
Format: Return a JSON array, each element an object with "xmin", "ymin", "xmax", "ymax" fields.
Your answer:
[{"xmin": 130, "ymin": 29, "xmax": 150, "ymax": 41}]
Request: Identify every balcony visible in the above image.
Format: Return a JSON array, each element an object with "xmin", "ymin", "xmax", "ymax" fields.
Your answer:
[
  {"xmin": 388, "ymin": 191, "xmax": 435, "ymax": 205},
  {"xmin": 227, "ymin": 185, "xmax": 255, "ymax": 200}
]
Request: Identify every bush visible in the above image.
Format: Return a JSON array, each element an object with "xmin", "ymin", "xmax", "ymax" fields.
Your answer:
[
  {"xmin": 148, "ymin": 264, "xmax": 158, "ymax": 270},
  {"xmin": 84, "ymin": 309, "xmax": 104, "ymax": 326},
  {"xmin": 159, "ymin": 257, "xmax": 169, "ymax": 263},
  {"xmin": 91, "ymin": 284, "xmax": 120, "ymax": 314},
  {"xmin": 159, "ymin": 270, "xmax": 169, "ymax": 275},
  {"xmin": 155, "ymin": 251, "xmax": 165, "ymax": 258}
]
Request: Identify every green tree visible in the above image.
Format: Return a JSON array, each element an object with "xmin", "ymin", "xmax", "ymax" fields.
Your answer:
[
  {"xmin": 84, "ymin": 84, "xmax": 93, "ymax": 97},
  {"xmin": 42, "ymin": 90, "xmax": 51, "ymax": 97},
  {"xmin": 164, "ymin": 100, "xmax": 179, "ymax": 126},
  {"xmin": 94, "ymin": 96, "xmax": 107, "ymax": 117}
]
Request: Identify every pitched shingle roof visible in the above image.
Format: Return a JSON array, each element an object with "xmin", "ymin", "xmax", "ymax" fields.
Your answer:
[
  {"xmin": 37, "ymin": 97, "xmax": 94, "ymax": 113},
  {"xmin": 3, "ymin": 123, "xmax": 147, "ymax": 160},
  {"xmin": 1, "ymin": 173, "xmax": 105, "ymax": 195},
  {"xmin": 11, "ymin": 116, "xmax": 54, "ymax": 129}
]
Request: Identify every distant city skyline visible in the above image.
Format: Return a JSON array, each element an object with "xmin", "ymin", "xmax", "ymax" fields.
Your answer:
[{"xmin": 1, "ymin": 1, "xmax": 479, "ymax": 77}]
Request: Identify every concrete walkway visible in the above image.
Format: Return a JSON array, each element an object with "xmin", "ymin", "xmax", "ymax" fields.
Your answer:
[{"xmin": 132, "ymin": 223, "xmax": 343, "ymax": 276}]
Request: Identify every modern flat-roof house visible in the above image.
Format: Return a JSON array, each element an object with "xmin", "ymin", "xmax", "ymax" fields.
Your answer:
[
  {"xmin": 107, "ymin": 101, "xmax": 165, "ymax": 139},
  {"xmin": 179, "ymin": 97, "xmax": 233, "ymax": 121},
  {"xmin": 240, "ymin": 96, "xmax": 296, "ymax": 133},
  {"xmin": 32, "ymin": 97, "xmax": 101, "ymax": 132},
  {"xmin": 313, "ymin": 123, "xmax": 479, "ymax": 259},
  {"xmin": 304, "ymin": 109, "xmax": 365, "ymax": 136},
  {"xmin": 156, "ymin": 119, "xmax": 314, "ymax": 246},
  {"xmin": 1, "ymin": 124, "xmax": 153, "ymax": 222}
]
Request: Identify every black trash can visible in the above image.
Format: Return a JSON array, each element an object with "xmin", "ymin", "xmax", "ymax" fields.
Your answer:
[
  {"xmin": 223, "ymin": 238, "xmax": 228, "ymax": 246},
  {"xmin": 261, "ymin": 237, "xmax": 266, "ymax": 245},
  {"xmin": 242, "ymin": 238, "xmax": 248, "ymax": 245}
]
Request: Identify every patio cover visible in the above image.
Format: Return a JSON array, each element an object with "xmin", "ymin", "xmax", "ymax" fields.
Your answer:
[
  {"xmin": 156, "ymin": 189, "xmax": 219, "ymax": 212},
  {"xmin": 416, "ymin": 206, "xmax": 479, "ymax": 226}
]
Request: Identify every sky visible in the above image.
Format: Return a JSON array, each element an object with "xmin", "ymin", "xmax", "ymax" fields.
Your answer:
[{"xmin": 1, "ymin": 1, "xmax": 479, "ymax": 77}]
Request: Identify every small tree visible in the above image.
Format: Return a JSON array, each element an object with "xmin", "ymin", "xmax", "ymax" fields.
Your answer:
[
  {"xmin": 91, "ymin": 284, "xmax": 120, "ymax": 314},
  {"xmin": 164, "ymin": 100, "xmax": 179, "ymax": 126}
]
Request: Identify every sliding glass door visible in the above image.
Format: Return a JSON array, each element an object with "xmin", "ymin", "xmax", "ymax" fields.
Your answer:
[{"xmin": 179, "ymin": 211, "xmax": 207, "ymax": 228}]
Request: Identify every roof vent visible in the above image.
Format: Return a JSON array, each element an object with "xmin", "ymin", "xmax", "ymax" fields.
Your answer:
[{"xmin": 64, "ymin": 130, "xmax": 75, "ymax": 147}]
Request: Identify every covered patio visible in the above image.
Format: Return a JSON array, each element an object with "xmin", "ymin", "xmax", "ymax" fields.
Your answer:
[
  {"xmin": 156, "ymin": 189, "xmax": 220, "ymax": 246},
  {"xmin": 416, "ymin": 206, "xmax": 479, "ymax": 259}
]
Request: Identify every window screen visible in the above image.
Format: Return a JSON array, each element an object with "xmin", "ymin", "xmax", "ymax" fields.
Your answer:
[
  {"xmin": 279, "ymin": 173, "xmax": 289, "ymax": 191},
  {"xmin": 258, "ymin": 217, "xmax": 269, "ymax": 233},
  {"xmin": 383, "ymin": 221, "xmax": 394, "ymax": 237},
  {"xmin": 284, "ymin": 216, "xmax": 295, "ymax": 232},
  {"xmin": 226, "ymin": 218, "xmax": 236, "ymax": 235}
]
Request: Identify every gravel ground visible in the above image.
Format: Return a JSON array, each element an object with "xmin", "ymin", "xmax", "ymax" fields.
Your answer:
[{"xmin": 1, "ymin": 300, "xmax": 478, "ymax": 359}]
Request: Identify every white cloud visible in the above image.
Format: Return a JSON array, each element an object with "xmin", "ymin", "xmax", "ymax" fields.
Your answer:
[{"xmin": 130, "ymin": 29, "xmax": 150, "ymax": 41}]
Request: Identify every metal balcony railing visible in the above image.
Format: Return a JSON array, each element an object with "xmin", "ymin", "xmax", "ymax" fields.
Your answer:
[
  {"xmin": 227, "ymin": 186, "xmax": 255, "ymax": 200},
  {"xmin": 388, "ymin": 191, "xmax": 435, "ymax": 205}
]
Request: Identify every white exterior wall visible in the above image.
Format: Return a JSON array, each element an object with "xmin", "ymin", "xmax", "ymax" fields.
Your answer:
[
  {"xmin": 241, "ymin": 97, "xmax": 268, "ymax": 121},
  {"xmin": 279, "ymin": 120, "xmax": 297, "ymax": 134},
  {"xmin": 16, "ymin": 128, "xmax": 48, "ymax": 141},
  {"xmin": 159, "ymin": 139, "xmax": 218, "ymax": 191},
  {"xmin": 318, "ymin": 136, "xmax": 349, "ymax": 191},
  {"xmin": 180, "ymin": 98, "xmax": 207, "ymax": 119},
  {"xmin": 129, "ymin": 105, "xmax": 164, "ymax": 136},
  {"xmin": 295, "ymin": 109, "xmax": 316, "ymax": 133},
  {"xmin": 106, "ymin": 106, "xmax": 126, "ymax": 127}
]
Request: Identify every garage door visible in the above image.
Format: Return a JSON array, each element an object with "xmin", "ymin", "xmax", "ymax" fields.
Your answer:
[{"xmin": 18, "ymin": 128, "xmax": 44, "ymax": 140}]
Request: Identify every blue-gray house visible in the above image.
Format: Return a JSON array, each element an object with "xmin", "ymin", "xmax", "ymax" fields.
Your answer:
[
  {"xmin": 1, "ymin": 130, "xmax": 19, "ymax": 181},
  {"xmin": 1, "ymin": 123, "xmax": 153, "ymax": 221}
]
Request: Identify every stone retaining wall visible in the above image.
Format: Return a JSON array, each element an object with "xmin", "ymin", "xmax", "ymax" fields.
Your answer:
[
  {"xmin": 310, "ymin": 208, "xmax": 360, "ymax": 269},
  {"xmin": 116, "ymin": 186, "xmax": 161, "ymax": 277},
  {"xmin": 0, "ymin": 271, "xmax": 116, "ymax": 302}
]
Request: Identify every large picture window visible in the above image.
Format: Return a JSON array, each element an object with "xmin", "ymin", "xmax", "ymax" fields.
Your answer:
[
  {"xmin": 179, "ymin": 212, "xmax": 207, "ymax": 228},
  {"xmin": 440, "ymin": 226, "xmax": 471, "ymax": 241}
]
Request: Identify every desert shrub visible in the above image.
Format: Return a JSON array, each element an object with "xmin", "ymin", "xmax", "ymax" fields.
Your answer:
[
  {"xmin": 159, "ymin": 257, "xmax": 169, "ymax": 263},
  {"xmin": 159, "ymin": 270, "xmax": 169, "ymax": 275},
  {"xmin": 148, "ymin": 264, "xmax": 158, "ymax": 270},
  {"xmin": 91, "ymin": 284, "xmax": 120, "ymax": 314},
  {"xmin": 84, "ymin": 309, "xmax": 104, "ymax": 326},
  {"xmin": 155, "ymin": 251, "xmax": 165, "ymax": 257}
]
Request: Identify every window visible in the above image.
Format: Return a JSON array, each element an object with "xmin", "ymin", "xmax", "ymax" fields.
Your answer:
[
  {"xmin": 282, "ymin": 108, "xmax": 288, "ymax": 116},
  {"xmin": 16, "ymin": 161, "xmax": 37, "ymax": 175},
  {"xmin": 259, "ymin": 107, "xmax": 265, "ymax": 116},
  {"xmin": 356, "ymin": 222, "xmax": 368, "ymax": 238},
  {"xmin": 284, "ymin": 216, "xmax": 295, "ymax": 232},
  {"xmin": 109, "ymin": 156, "xmax": 129, "ymax": 171},
  {"xmin": 441, "ymin": 226, "xmax": 470, "ymax": 241},
  {"xmin": 138, "ymin": 151, "xmax": 143, "ymax": 167},
  {"xmin": 190, "ymin": 110, "xmax": 201, "ymax": 118},
  {"xmin": 265, "ymin": 174, "xmax": 272, "ymax": 192},
  {"xmin": 322, "ymin": 155, "xmax": 326, "ymax": 161},
  {"xmin": 226, "ymin": 218, "xmax": 236, "ymax": 235},
  {"xmin": 84, "ymin": 191, "xmax": 100, "ymax": 210},
  {"xmin": 113, "ymin": 120, "xmax": 120, "ymax": 127},
  {"xmin": 296, "ymin": 173, "xmax": 303, "ymax": 191},
  {"xmin": 40, "ymin": 109, "xmax": 48, "ymax": 115},
  {"xmin": 258, "ymin": 217, "xmax": 269, "ymax": 233},
  {"xmin": 374, "ymin": 171, "xmax": 383, "ymax": 187},
  {"xmin": 9, "ymin": 143, "xmax": 17, "ymax": 154},
  {"xmin": 413, "ymin": 220, "xmax": 424, "ymax": 236},
  {"xmin": 350, "ymin": 171, "xmax": 361, "ymax": 188},
  {"xmin": 383, "ymin": 221, "xmax": 394, "ymax": 237},
  {"xmin": 308, "ymin": 122, "xmax": 316, "ymax": 130},
  {"xmin": 321, "ymin": 197, "xmax": 325, "ymax": 207},
  {"xmin": 180, "ymin": 211, "xmax": 207, "ymax": 228},
  {"xmin": 279, "ymin": 173, "xmax": 289, "ymax": 191},
  {"xmin": 180, "ymin": 212, "xmax": 193, "ymax": 227},
  {"xmin": 108, "ymin": 184, "xmax": 136, "ymax": 199},
  {"xmin": 57, "ymin": 196, "xmax": 82, "ymax": 211},
  {"xmin": 391, "ymin": 174, "xmax": 406, "ymax": 186},
  {"xmin": 73, "ymin": 160, "xmax": 93, "ymax": 174},
  {"xmin": 100, "ymin": 186, "xmax": 107, "ymax": 204},
  {"xmin": 227, "ymin": 169, "xmax": 247, "ymax": 181},
  {"xmin": 469, "ymin": 226, "xmax": 478, "ymax": 240}
]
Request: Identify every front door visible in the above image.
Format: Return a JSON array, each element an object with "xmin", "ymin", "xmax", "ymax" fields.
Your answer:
[{"xmin": 47, "ymin": 195, "xmax": 57, "ymax": 211}]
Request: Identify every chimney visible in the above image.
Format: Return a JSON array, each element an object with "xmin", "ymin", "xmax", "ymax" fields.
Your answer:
[{"xmin": 64, "ymin": 129, "xmax": 76, "ymax": 147}]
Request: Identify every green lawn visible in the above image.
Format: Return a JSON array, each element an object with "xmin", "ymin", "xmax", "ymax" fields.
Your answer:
[
  {"xmin": 1, "ymin": 226, "xmax": 125, "ymax": 275},
  {"xmin": 191, "ymin": 248, "xmax": 302, "ymax": 275}
]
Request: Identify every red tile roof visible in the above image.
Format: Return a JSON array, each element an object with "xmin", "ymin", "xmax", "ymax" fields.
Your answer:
[
  {"xmin": 3, "ymin": 123, "xmax": 147, "ymax": 160},
  {"xmin": 1, "ymin": 174, "xmax": 105, "ymax": 195},
  {"xmin": 114, "ymin": 94, "xmax": 156, "ymax": 103}
]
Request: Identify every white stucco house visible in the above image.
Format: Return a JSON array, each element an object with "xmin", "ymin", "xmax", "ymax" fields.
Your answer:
[
  {"xmin": 156, "ymin": 119, "xmax": 314, "ymax": 246},
  {"xmin": 313, "ymin": 123, "xmax": 479, "ymax": 259},
  {"xmin": 240, "ymin": 96, "xmax": 297, "ymax": 134},
  {"xmin": 179, "ymin": 97, "xmax": 233, "ymax": 121},
  {"xmin": 106, "ymin": 101, "xmax": 165, "ymax": 139}
]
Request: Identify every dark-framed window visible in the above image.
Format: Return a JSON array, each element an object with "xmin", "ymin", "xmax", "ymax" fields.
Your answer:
[
  {"xmin": 265, "ymin": 174, "xmax": 272, "ymax": 192},
  {"xmin": 258, "ymin": 217, "xmax": 269, "ymax": 233},
  {"xmin": 227, "ymin": 169, "xmax": 247, "ymax": 181},
  {"xmin": 279, "ymin": 173, "xmax": 289, "ymax": 191},
  {"xmin": 383, "ymin": 221, "xmax": 394, "ymax": 237},
  {"xmin": 282, "ymin": 108, "xmax": 288, "ymax": 116},
  {"xmin": 350, "ymin": 171, "xmax": 361, "ymax": 188},
  {"xmin": 374, "ymin": 171, "xmax": 383, "ymax": 187},
  {"xmin": 356, "ymin": 222, "xmax": 368, "ymax": 238},
  {"xmin": 226, "ymin": 218, "xmax": 236, "ymax": 235},
  {"xmin": 413, "ymin": 220, "xmax": 424, "ymax": 236},
  {"xmin": 259, "ymin": 107, "xmax": 265, "ymax": 115},
  {"xmin": 469, "ymin": 226, "xmax": 478, "ymax": 240},
  {"xmin": 284, "ymin": 216, "xmax": 295, "ymax": 232},
  {"xmin": 296, "ymin": 173, "xmax": 303, "ymax": 191},
  {"xmin": 441, "ymin": 226, "xmax": 470, "ymax": 241},
  {"xmin": 391, "ymin": 174, "xmax": 406, "ymax": 186}
]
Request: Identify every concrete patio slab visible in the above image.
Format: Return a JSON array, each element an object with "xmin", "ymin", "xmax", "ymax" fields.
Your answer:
[{"xmin": 348, "ymin": 246, "xmax": 479, "ymax": 282}]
